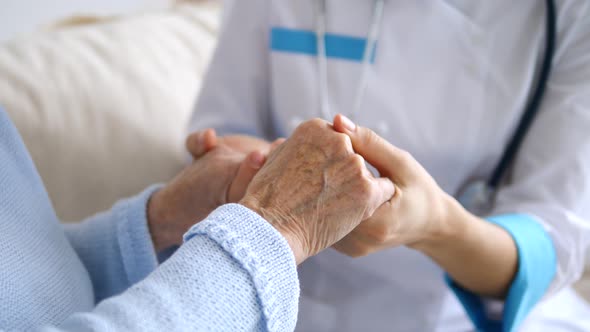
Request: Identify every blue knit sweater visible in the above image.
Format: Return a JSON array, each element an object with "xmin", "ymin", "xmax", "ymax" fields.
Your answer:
[{"xmin": 0, "ymin": 109, "xmax": 299, "ymax": 331}]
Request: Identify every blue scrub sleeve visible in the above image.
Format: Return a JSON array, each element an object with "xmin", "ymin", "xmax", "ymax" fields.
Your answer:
[{"xmin": 447, "ymin": 214, "xmax": 557, "ymax": 332}]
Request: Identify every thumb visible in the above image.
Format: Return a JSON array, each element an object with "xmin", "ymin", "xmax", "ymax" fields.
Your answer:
[
  {"xmin": 333, "ymin": 114, "xmax": 410, "ymax": 180},
  {"xmin": 186, "ymin": 129, "xmax": 218, "ymax": 159},
  {"xmin": 227, "ymin": 151, "xmax": 265, "ymax": 202},
  {"xmin": 367, "ymin": 177, "xmax": 396, "ymax": 217}
]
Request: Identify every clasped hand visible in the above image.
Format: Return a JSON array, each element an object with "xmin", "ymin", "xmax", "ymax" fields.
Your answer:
[{"xmin": 148, "ymin": 116, "xmax": 455, "ymax": 263}]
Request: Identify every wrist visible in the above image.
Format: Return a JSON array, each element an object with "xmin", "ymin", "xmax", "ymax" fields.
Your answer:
[
  {"xmin": 412, "ymin": 195, "xmax": 519, "ymax": 298},
  {"xmin": 410, "ymin": 193, "xmax": 469, "ymax": 255},
  {"xmin": 239, "ymin": 197, "xmax": 307, "ymax": 265},
  {"xmin": 147, "ymin": 190, "xmax": 177, "ymax": 252}
]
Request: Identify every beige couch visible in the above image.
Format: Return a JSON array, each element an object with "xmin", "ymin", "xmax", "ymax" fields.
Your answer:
[{"xmin": 0, "ymin": 1, "xmax": 220, "ymax": 222}]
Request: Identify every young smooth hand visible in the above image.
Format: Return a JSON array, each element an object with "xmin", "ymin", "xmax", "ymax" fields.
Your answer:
[
  {"xmin": 240, "ymin": 119, "xmax": 396, "ymax": 264},
  {"xmin": 331, "ymin": 114, "xmax": 455, "ymax": 256},
  {"xmin": 331, "ymin": 115, "xmax": 519, "ymax": 298}
]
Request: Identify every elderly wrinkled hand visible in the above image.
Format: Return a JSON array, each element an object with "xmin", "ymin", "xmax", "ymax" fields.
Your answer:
[
  {"xmin": 331, "ymin": 114, "xmax": 454, "ymax": 257},
  {"xmin": 186, "ymin": 129, "xmax": 284, "ymax": 159},
  {"xmin": 147, "ymin": 143, "xmax": 266, "ymax": 252},
  {"xmin": 147, "ymin": 130, "xmax": 284, "ymax": 252},
  {"xmin": 240, "ymin": 119, "xmax": 396, "ymax": 264}
]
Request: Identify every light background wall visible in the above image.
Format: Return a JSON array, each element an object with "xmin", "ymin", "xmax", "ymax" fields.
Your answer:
[{"xmin": 1, "ymin": 0, "xmax": 170, "ymax": 42}]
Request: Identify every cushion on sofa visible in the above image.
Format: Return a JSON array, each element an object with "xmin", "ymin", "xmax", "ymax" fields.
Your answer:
[{"xmin": 0, "ymin": 2, "xmax": 220, "ymax": 221}]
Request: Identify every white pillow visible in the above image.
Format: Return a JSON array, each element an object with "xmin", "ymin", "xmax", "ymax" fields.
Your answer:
[{"xmin": 0, "ymin": 2, "xmax": 220, "ymax": 221}]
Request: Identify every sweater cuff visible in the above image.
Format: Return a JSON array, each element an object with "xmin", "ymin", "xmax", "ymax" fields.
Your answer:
[
  {"xmin": 115, "ymin": 184, "xmax": 162, "ymax": 286},
  {"xmin": 447, "ymin": 214, "xmax": 557, "ymax": 332},
  {"xmin": 184, "ymin": 203, "xmax": 299, "ymax": 332}
]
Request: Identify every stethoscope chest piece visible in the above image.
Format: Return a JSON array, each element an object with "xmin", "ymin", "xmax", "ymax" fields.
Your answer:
[{"xmin": 457, "ymin": 180, "xmax": 495, "ymax": 216}]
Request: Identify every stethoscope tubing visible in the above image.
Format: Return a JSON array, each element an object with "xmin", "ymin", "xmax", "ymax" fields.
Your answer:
[
  {"xmin": 314, "ymin": 0, "xmax": 557, "ymax": 195},
  {"xmin": 488, "ymin": 0, "xmax": 557, "ymax": 189},
  {"xmin": 315, "ymin": 0, "xmax": 385, "ymax": 121}
]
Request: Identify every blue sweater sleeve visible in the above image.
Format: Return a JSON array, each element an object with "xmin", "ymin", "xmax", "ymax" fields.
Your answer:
[
  {"xmin": 447, "ymin": 214, "xmax": 557, "ymax": 332},
  {"xmin": 62, "ymin": 185, "xmax": 162, "ymax": 302},
  {"xmin": 31, "ymin": 204, "xmax": 299, "ymax": 332}
]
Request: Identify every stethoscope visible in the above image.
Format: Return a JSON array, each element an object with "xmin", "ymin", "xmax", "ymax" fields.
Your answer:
[{"xmin": 315, "ymin": 0, "xmax": 557, "ymax": 215}]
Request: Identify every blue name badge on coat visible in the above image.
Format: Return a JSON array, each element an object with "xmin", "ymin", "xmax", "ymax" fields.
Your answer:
[{"xmin": 270, "ymin": 27, "xmax": 377, "ymax": 63}]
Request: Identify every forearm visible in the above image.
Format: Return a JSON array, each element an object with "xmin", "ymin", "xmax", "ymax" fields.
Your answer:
[
  {"xmin": 63, "ymin": 186, "xmax": 161, "ymax": 301},
  {"xmin": 414, "ymin": 197, "xmax": 518, "ymax": 298},
  {"xmin": 52, "ymin": 236, "xmax": 263, "ymax": 332},
  {"xmin": 23, "ymin": 204, "xmax": 299, "ymax": 332}
]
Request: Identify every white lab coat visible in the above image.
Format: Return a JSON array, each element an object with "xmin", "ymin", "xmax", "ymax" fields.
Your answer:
[{"xmin": 190, "ymin": 0, "xmax": 590, "ymax": 331}]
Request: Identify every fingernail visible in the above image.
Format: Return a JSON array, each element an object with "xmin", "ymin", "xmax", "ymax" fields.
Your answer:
[
  {"xmin": 249, "ymin": 152, "xmax": 265, "ymax": 169},
  {"xmin": 340, "ymin": 115, "xmax": 356, "ymax": 132}
]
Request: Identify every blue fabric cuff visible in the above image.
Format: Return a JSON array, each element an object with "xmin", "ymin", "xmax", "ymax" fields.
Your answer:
[
  {"xmin": 115, "ymin": 184, "xmax": 163, "ymax": 286},
  {"xmin": 447, "ymin": 214, "xmax": 557, "ymax": 332},
  {"xmin": 184, "ymin": 203, "xmax": 299, "ymax": 332}
]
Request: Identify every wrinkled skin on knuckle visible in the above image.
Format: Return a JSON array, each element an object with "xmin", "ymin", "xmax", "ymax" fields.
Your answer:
[
  {"xmin": 295, "ymin": 118, "xmax": 326, "ymax": 137},
  {"xmin": 357, "ymin": 181, "xmax": 376, "ymax": 219},
  {"xmin": 245, "ymin": 126, "xmax": 387, "ymax": 257},
  {"xmin": 303, "ymin": 158, "xmax": 366, "ymax": 252},
  {"xmin": 245, "ymin": 138, "xmax": 329, "ymax": 239},
  {"xmin": 331, "ymin": 132, "xmax": 353, "ymax": 155},
  {"xmin": 307, "ymin": 117, "xmax": 328, "ymax": 128},
  {"xmin": 349, "ymin": 154, "xmax": 366, "ymax": 173},
  {"xmin": 341, "ymin": 154, "xmax": 376, "ymax": 218}
]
